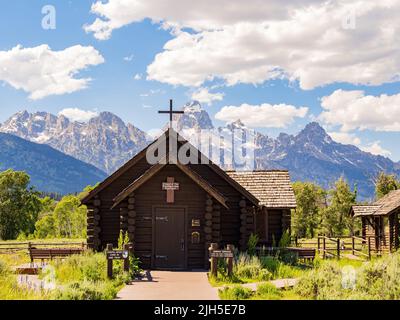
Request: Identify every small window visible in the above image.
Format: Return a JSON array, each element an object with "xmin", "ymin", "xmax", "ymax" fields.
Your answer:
[{"xmin": 191, "ymin": 232, "xmax": 200, "ymax": 244}]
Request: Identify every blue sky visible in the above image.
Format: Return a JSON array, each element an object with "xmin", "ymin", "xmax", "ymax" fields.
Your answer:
[{"xmin": 0, "ymin": 1, "xmax": 399, "ymax": 160}]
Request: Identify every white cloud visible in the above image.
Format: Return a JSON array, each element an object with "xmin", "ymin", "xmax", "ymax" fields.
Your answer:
[
  {"xmin": 123, "ymin": 54, "xmax": 134, "ymax": 62},
  {"xmin": 361, "ymin": 141, "xmax": 391, "ymax": 157},
  {"xmin": 86, "ymin": 0, "xmax": 400, "ymax": 89},
  {"xmin": 320, "ymin": 90, "xmax": 400, "ymax": 132},
  {"xmin": 85, "ymin": 0, "xmax": 319, "ymax": 40},
  {"xmin": 328, "ymin": 131, "xmax": 361, "ymax": 146},
  {"xmin": 59, "ymin": 108, "xmax": 99, "ymax": 122},
  {"xmin": 191, "ymin": 87, "xmax": 224, "ymax": 105},
  {"xmin": 215, "ymin": 103, "xmax": 308, "ymax": 128},
  {"xmin": 0, "ymin": 44, "xmax": 104, "ymax": 100},
  {"xmin": 134, "ymin": 73, "xmax": 142, "ymax": 80}
]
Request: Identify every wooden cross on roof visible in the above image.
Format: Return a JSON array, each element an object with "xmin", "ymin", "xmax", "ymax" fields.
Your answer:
[{"xmin": 158, "ymin": 99, "xmax": 184, "ymax": 128}]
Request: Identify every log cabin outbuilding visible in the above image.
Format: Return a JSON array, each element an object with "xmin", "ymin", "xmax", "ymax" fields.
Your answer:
[
  {"xmin": 81, "ymin": 128, "xmax": 296, "ymax": 270},
  {"xmin": 351, "ymin": 190, "xmax": 400, "ymax": 253}
]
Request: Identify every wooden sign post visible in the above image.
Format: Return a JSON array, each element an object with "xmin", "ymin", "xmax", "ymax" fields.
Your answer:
[
  {"xmin": 209, "ymin": 243, "xmax": 235, "ymax": 277},
  {"xmin": 106, "ymin": 243, "xmax": 132, "ymax": 279}
]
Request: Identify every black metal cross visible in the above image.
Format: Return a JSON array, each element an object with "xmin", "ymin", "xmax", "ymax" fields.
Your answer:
[{"xmin": 158, "ymin": 99, "xmax": 184, "ymax": 128}]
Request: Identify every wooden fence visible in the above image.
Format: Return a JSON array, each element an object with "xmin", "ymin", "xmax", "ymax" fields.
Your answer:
[
  {"xmin": 0, "ymin": 241, "xmax": 86, "ymax": 254},
  {"xmin": 294, "ymin": 236, "xmax": 379, "ymax": 260}
]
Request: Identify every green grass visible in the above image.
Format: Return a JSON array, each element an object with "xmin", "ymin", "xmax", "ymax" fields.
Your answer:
[
  {"xmin": 0, "ymin": 255, "xmax": 49, "ymax": 300},
  {"xmin": 218, "ymin": 283, "xmax": 304, "ymax": 300}
]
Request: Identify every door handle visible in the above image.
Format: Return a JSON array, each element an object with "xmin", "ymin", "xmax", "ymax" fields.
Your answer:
[{"xmin": 180, "ymin": 238, "xmax": 185, "ymax": 251}]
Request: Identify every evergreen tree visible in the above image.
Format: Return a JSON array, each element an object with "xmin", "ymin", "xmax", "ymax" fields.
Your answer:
[
  {"xmin": 292, "ymin": 182, "xmax": 326, "ymax": 238},
  {"xmin": 375, "ymin": 172, "xmax": 398, "ymax": 199}
]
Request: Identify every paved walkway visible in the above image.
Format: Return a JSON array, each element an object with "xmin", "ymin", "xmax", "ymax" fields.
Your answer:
[{"xmin": 117, "ymin": 270, "xmax": 219, "ymax": 300}]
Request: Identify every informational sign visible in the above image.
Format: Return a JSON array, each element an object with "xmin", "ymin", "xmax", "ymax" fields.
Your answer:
[
  {"xmin": 162, "ymin": 182, "xmax": 180, "ymax": 191},
  {"xmin": 210, "ymin": 250, "xmax": 234, "ymax": 258},
  {"xmin": 107, "ymin": 250, "xmax": 129, "ymax": 260}
]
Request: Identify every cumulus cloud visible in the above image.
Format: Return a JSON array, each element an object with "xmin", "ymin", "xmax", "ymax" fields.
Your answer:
[
  {"xmin": 328, "ymin": 131, "xmax": 361, "ymax": 146},
  {"xmin": 191, "ymin": 87, "xmax": 224, "ymax": 106},
  {"xmin": 0, "ymin": 45, "xmax": 104, "ymax": 100},
  {"xmin": 361, "ymin": 141, "xmax": 391, "ymax": 157},
  {"xmin": 320, "ymin": 90, "xmax": 400, "ymax": 132},
  {"xmin": 86, "ymin": 0, "xmax": 400, "ymax": 89},
  {"xmin": 134, "ymin": 73, "xmax": 142, "ymax": 80},
  {"xmin": 215, "ymin": 103, "xmax": 308, "ymax": 128},
  {"xmin": 59, "ymin": 108, "xmax": 98, "ymax": 122}
]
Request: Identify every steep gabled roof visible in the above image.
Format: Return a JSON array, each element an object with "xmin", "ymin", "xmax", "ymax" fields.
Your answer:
[
  {"xmin": 226, "ymin": 170, "xmax": 297, "ymax": 208},
  {"xmin": 351, "ymin": 190, "xmax": 400, "ymax": 217},
  {"xmin": 112, "ymin": 160, "xmax": 229, "ymax": 209},
  {"xmin": 81, "ymin": 128, "xmax": 259, "ymax": 206}
]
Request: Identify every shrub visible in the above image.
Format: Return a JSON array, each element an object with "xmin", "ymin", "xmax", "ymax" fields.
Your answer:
[
  {"xmin": 247, "ymin": 233, "xmax": 259, "ymax": 256},
  {"xmin": 54, "ymin": 281, "xmax": 118, "ymax": 300},
  {"xmin": 0, "ymin": 259, "xmax": 7, "ymax": 276},
  {"xmin": 294, "ymin": 261, "xmax": 343, "ymax": 300},
  {"xmin": 219, "ymin": 286, "xmax": 253, "ymax": 300},
  {"xmin": 234, "ymin": 253, "xmax": 272, "ymax": 281}
]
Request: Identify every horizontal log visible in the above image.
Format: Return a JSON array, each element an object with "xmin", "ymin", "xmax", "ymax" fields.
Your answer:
[
  {"xmin": 206, "ymin": 199, "xmax": 213, "ymax": 206},
  {"xmin": 240, "ymin": 214, "xmax": 247, "ymax": 220},
  {"xmin": 205, "ymin": 213, "xmax": 212, "ymax": 220},
  {"xmin": 205, "ymin": 206, "xmax": 213, "ymax": 213},
  {"xmin": 239, "ymin": 200, "xmax": 247, "ymax": 208},
  {"xmin": 128, "ymin": 197, "xmax": 135, "ymax": 204},
  {"xmin": 128, "ymin": 226, "xmax": 136, "ymax": 233},
  {"xmin": 128, "ymin": 219, "xmax": 136, "ymax": 225},
  {"xmin": 93, "ymin": 199, "xmax": 101, "ymax": 207},
  {"xmin": 128, "ymin": 204, "xmax": 135, "ymax": 210},
  {"xmin": 240, "ymin": 208, "xmax": 247, "ymax": 214},
  {"xmin": 205, "ymin": 234, "xmax": 212, "ymax": 241},
  {"xmin": 205, "ymin": 220, "xmax": 212, "ymax": 227},
  {"xmin": 94, "ymin": 215, "xmax": 101, "ymax": 221}
]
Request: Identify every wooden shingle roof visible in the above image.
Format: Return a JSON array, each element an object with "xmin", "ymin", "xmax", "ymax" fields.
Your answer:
[
  {"xmin": 351, "ymin": 205, "xmax": 381, "ymax": 217},
  {"xmin": 351, "ymin": 190, "xmax": 400, "ymax": 217},
  {"xmin": 226, "ymin": 170, "xmax": 297, "ymax": 209}
]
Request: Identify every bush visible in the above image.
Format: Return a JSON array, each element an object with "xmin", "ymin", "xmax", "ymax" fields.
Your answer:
[
  {"xmin": 219, "ymin": 286, "xmax": 253, "ymax": 300},
  {"xmin": 54, "ymin": 281, "xmax": 118, "ymax": 300},
  {"xmin": 234, "ymin": 253, "xmax": 272, "ymax": 281},
  {"xmin": 294, "ymin": 261, "xmax": 343, "ymax": 300}
]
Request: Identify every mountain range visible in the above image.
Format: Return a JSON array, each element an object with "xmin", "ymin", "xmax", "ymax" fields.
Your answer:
[
  {"xmin": 0, "ymin": 133, "xmax": 107, "ymax": 194},
  {"xmin": 1, "ymin": 101, "xmax": 399, "ymax": 199}
]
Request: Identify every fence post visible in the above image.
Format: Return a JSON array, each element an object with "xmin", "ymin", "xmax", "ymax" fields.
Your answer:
[
  {"xmin": 323, "ymin": 237, "xmax": 326, "ymax": 259},
  {"xmin": 368, "ymin": 237, "xmax": 371, "ymax": 260},
  {"xmin": 337, "ymin": 238, "xmax": 340, "ymax": 260},
  {"xmin": 226, "ymin": 244, "xmax": 234, "ymax": 277},
  {"xmin": 317, "ymin": 237, "xmax": 320, "ymax": 254},
  {"xmin": 352, "ymin": 237, "xmax": 355, "ymax": 255},
  {"xmin": 209, "ymin": 243, "xmax": 218, "ymax": 278},
  {"xmin": 106, "ymin": 243, "xmax": 113, "ymax": 279}
]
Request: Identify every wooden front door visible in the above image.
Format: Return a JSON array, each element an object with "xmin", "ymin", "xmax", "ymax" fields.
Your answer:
[{"xmin": 153, "ymin": 207, "xmax": 186, "ymax": 269}]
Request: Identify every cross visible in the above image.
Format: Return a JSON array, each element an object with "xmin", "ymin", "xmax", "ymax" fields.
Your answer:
[
  {"xmin": 162, "ymin": 177, "xmax": 180, "ymax": 203},
  {"xmin": 158, "ymin": 99, "xmax": 184, "ymax": 128}
]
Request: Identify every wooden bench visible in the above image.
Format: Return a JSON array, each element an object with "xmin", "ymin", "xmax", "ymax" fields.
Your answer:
[
  {"xmin": 29, "ymin": 247, "xmax": 84, "ymax": 265},
  {"xmin": 287, "ymin": 247, "xmax": 316, "ymax": 262}
]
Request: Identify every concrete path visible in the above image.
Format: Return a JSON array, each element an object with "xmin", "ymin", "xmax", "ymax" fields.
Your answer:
[{"xmin": 117, "ymin": 270, "xmax": 219, "ymax": 300}]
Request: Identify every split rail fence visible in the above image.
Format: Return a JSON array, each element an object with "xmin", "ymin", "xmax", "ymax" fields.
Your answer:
[
  {"xmin": 295, "ymin": 236, "xmax": 379, "ymax": 260},
  {"xmin": 0, "ymin": 241, "xmax": 86, "ymax": 254}
]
